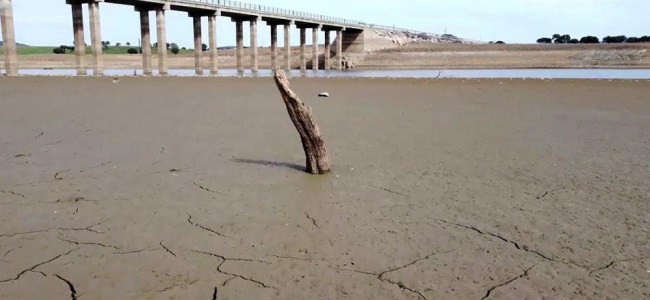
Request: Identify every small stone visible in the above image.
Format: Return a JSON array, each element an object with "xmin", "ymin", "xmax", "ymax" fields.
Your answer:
[{"xmin": 318, "ymin": 92, "xmax": 330, "ymax": 98}]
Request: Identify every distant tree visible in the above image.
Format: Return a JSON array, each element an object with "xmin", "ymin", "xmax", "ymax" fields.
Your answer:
[
  {"xmin": 127, "ymin": 47, "xmax": 139, "ymax": 54},
  {"xmin": 569, "ymin": 39, "xmax": 579, "ymax": 44},
  {"xmin": 603, "ymin": 35, "xmax": 627, "ymax": 43},
  {"xmin": 579, "ymin": 36, "xmax": 600, "ymax": 44},
  {"xmin": 116, "ymin": 42, "xmax": 121, "ymax": 47},
  {"xmin": 170, "ymin": 43, "xmax": 178, "ymax": 50},
  {"xmin": 171, "ymin": 45, "xmax": 180, "ymax": 55},
  {"xmin": 202, "ymin": 43, "xmax": 208, "ymax": 51},
  {"xmin": 625, "ymin": 36, "xmax": 650, "ymax": 43},
  {"xmin": 53, "ymin": 47, "xmax": 66, "ymax": 54},
  {"xmin": 126, "ymin": 42, "xmax": 131, "ymax": 46},
  {"xmin": 553, "ymin": 34, "xmax": 571, "ymax": 44},
  {"xmin": 182, "ymin": 47, "xmax": 187, "ymax": 50},
  {"xmin": 488, "ymin": 41, "xmax": 494, "ymax": 44},
  {"xmin": 59, "ymin": 45, "xmax": 74, "ymax": 53},
  {"xmin": 537, "ymin": 37, "xmax": 552, "ymax": 44},
  {"xmin": 495, "ymin": 41, "xmax": 505, "ymax": 44}
]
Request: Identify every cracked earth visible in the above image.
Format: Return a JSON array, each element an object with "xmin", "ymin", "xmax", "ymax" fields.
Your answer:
[{"xmin": 1, "ymin": 77, "xmax": 649, "ymax": 299}]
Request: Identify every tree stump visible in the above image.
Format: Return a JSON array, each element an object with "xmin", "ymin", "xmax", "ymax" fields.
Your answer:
[{"xmin": 273, "ymin": 70, "xmax": 331, "ymax": 175}]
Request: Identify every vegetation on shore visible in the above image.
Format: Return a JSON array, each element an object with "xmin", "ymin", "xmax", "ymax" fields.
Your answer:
[{"xmin": 537, "ymin": 33, "xmax": 650, "ymax": 44}]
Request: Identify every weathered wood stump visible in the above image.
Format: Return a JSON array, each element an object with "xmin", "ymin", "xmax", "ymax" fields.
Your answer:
[{"xmin": 273, "ymin": 70, "xmax": 331, "ymax": 174}]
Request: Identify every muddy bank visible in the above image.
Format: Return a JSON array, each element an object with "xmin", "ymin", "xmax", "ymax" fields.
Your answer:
[{"xmin": 0, "ymin": 77, "xmax": 649, "ymax": 299}]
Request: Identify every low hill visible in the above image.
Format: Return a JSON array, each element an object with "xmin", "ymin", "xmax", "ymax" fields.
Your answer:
[{"xmin": 0, "ymin": 41, "xmax": 29, "ymax": 46}]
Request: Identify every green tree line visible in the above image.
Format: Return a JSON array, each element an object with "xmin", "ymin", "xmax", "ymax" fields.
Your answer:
[{"xmin": 537, "ymin": 34, "xmax": 650, "ymax": 44}]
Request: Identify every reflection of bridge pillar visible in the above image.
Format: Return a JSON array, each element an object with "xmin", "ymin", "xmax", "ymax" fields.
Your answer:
[
  {"xmin": 88, "ymin": 0, "xmax": 103, "ymax": 75},
  {"xmin": 300, "ymin": 28, "xmax": 306, "ymax": 72},
  {"xmin": 270, "ymin": 24, "xmax": 277, "ymax": 69},
  {"xmin": 284, "ymin": 24, "xmax": 291, "ymax": 70},
  {"xmin": 0, "ymin": 0, "xmax": 18, "ymax": 76},
  {"xmin": 312, "ymin": 27, "xmax": 319, "ymax": 70},
  {"xmin": 138, "ymin": 9, "xmax": 152, "ymax": 75},
  {"xmin": 324, "ymin": 30, "xmax": 331, "ymax": 70},
  {"xmin": 235, "ymin": 20, "xmax": 243, "ymax": 74},
  {"xmin": 336, "ymin": 30, "xmax": 343, "ymax": 70},
  {"xmin": 208, "ymin": 13, "xmax": 218, "ymax": 75},
  {"xmin": 250, "ymin": 18, "xmax": 258, "ymax": 73},
  {"xmin": 156, "ymin": 5, "xmax": 168, "ymax": 75},
  {"xmin": 192, "ymin": 15, "xmax": 203, "ymax": 75},
  {"xmin": 69, "ymin": 2, "xmax": 86, "ymax": 75}
]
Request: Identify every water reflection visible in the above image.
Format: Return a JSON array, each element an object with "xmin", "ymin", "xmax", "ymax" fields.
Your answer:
[{"xmin": 10, "ymin": 68, "xmax": 650, "ymax": 79}]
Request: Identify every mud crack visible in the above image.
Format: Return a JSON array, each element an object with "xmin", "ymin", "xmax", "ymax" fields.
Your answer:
[
  {"xmin": 187, "ymin": 214, "xmax": 230, "ymax": 238},
  {"xmin": 436, "ymin": 219, "xmax": 588, "ymax": 267},
  {"xmin": 0, "ymin": 190, "xmax": 26, "ymax": 198},
  {"xmin": 305, "ymin": 213, "xmax": 320, "ymax": 228},
  {"xmin": 192, "ymin": 250, "xmax": 272, "ymax": 289},
  {"xmin": 79, "ymin": 161, "xmax": 112, "ymax": 173},
  {"xmin": 337, "ymin": 249, "xmax": 453, "ymax": 300},
  {"xmin": 589, "ymin": 257, "xmax": 648, "ymax": 276},
  {"xmin": 160, "ymin": 241, "xmax": 176, "ymax": 257},
  {"xmin": 0, "ymin": 219, "xmax": 109, "ymax": 238},
  {"xmin": 156, "ymin": 279, "xmax": 199, "ymax": 293},
  {"xmin": 55, "ymin": 274, "xmax": 78, "ymax": 300},
  {"xmin": 366, "ymin": 184, "xmax": 405, "ymax": 196},
  {"xmin": 57, "ymin": 236, "xmax": 120, "ymax": 250},
  {"xmin": 481, "ymin": 265, "xmax": 535, "ymax": 300},
  {"xmin": 0, "ymin": 248, "xmax": 79, "ymax": 283},
  {"xmin": 193, "ymin": 182, "xmax": 223, "ymax": 194},
  {"xmin": 212, "ymin": 286, "xmax": 218, "ymax": 300}
]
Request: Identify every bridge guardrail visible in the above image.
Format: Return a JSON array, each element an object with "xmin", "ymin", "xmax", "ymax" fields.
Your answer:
[
  {"xmin": 175, "ymin": 0, "xmax": 440, "ymax": 37},
  {"xmin": 174, "ymin": 0, "xmax": 364, "ymax": 27}
]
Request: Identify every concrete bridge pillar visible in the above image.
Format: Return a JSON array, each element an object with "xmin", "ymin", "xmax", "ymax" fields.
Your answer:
[
  {"xmin": 156, "ymin": 5, "xmax": 168, "ymax": 75},
  {"xmin": 270, "ymin": 24, "xmax": 277, "ymax": 69},
  {"xmin": 250, "ymin": 18, "xmax": 258, "ymax": 73},
  {"xmin": 337, "ymin": 30, "xmax": 343, "ymax": 70},
  {"xmin": 235, "ymin": 20, "xmax": 243, "ymax": 74},
  {"xmin": 312, "ymin": 27, "xmax": 319, "ymax": 70},
  {"xmin": 284, "ymin": 24, "xmax": 291, "ymax": 70},
  {"xmin": 192, "ymin": 15, "xmax": 203, "ymax": 75},
  {"xmin": 324, "ymin": 30, "xmax": 331, "ymax": 70},
  {"xmin": 208, "ymin": 13, "xmax": 218, "ymax": 75},
  {"xmin": 88, "ymin": 0, "xmax": 103, "ymax": 76},
  {"xmin": 69, "ymin": 2, "xmax": 86, "ymax": 75},
  {"xmin": 138, "ymin": 9, "xmax": 152, "ymax": 75},
  {"xmin": 0, "ymin": 0, "xmax": 18, "ymax": 76},
  {"xmin": 299, "ymin": 28, "xmax": 306, "ymax": 72}
]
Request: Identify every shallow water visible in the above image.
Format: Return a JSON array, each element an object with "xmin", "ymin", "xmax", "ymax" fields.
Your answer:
[{"xmin": 7, "ymin": 68, "xmax": 650, "ymax": 79}]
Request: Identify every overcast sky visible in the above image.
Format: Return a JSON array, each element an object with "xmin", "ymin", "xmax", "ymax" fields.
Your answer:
[{"xmin": 2, "ymin": 0, "xmax": 649, "ymax": 47}]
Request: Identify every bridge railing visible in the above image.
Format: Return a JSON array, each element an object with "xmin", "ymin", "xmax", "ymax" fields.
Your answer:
[{"xmin": 175, "ymin": 0, "xmax": 366, "ymax": 27}]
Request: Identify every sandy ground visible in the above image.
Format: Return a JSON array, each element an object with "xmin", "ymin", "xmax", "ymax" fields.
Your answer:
[
  {"xmin": 3, "ymin": 43, "xmax": 650, "ymax": 70},
  {"xmin": 359, "ymin": 43, "xmax": 650, "ymax": 69},
  {"xmin": 0, "ymin": 77, "xmax": 649, "ymax": 299}
]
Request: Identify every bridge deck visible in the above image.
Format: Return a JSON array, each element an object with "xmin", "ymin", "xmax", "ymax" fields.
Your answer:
[{"xmin": 105, "ymin": 0, "xmax": 366, "ymax": 31}]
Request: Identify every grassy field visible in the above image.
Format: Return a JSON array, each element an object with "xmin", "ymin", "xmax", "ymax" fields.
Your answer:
[{"xmin": 0, "ymin": 45, "xmax": 195, "ymax": 55}]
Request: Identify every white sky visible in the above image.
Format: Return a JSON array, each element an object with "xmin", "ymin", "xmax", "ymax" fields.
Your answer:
[{"xmin": 2, "ymin": 0, "xmax": 649, "ymax": 47}]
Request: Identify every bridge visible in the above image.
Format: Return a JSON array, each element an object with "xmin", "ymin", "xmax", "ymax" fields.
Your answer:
[{"xmin": 1, "ymin": 0, "xmax": 390, "ymax": 76}]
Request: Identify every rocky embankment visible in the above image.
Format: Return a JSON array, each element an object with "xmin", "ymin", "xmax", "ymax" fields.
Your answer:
[{"xmin": 373, "ymin": 29, "xmax": 481, "ymax": 46}]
